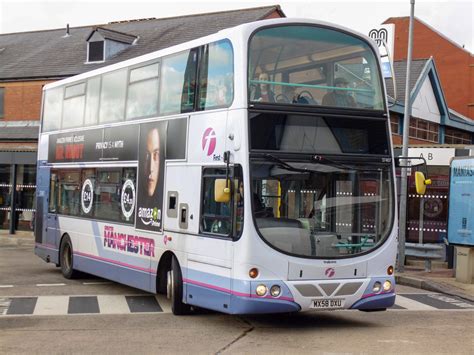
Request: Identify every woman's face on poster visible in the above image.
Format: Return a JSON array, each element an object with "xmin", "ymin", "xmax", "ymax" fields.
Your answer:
[{"xmin": 145, "ymin": 128, "xmax": 160, "ymax": 197}]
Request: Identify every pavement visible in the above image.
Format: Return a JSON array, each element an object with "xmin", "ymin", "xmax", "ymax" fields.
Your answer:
[
  {"xmin": 2, "ymin": 229, "xmax": 474, "ymax": 303},
  {"xmin": 396, "ymin": 263, "xmax": 474, "ymax": 303}
]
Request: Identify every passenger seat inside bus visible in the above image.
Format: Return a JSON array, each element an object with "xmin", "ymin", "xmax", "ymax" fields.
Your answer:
[{"xmin": 256, "ymin": 218, "xmax": 311, "ymax": 255}]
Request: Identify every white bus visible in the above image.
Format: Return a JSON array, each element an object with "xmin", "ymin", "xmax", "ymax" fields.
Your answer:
[{"xmin": 35, "ymin": 18, "xmax": 397, "ymax": 315}]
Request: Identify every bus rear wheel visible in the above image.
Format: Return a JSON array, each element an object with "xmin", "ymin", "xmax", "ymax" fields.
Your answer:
[
  {"xmin": 167, "ymin": 256, "xmax": 191, "ymax": 315},
  {"xmin": 60, "ymin": 235, "xmax": 78, "ymax": 279}
]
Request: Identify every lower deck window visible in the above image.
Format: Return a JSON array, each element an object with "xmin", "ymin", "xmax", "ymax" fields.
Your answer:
[{"xmin": 49, "ymin": 167, "xmax": 136, "ymax": 224}]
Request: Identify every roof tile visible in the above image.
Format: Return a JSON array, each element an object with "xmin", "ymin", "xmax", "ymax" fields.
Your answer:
[{"xmin": 0, "ymin": 5, "xmax": 283, "ymax": 81}]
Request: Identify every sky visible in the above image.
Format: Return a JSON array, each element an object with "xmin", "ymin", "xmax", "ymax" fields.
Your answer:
[{"xmin": 0, "ymin": 0, "xmax": 472, "ymax": 52}]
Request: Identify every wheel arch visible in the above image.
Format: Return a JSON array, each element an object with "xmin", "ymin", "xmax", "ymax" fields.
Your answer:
[
  {"xmin": 156, "ymin": 250, "xmax": 175, "ymax": 294},
  {"xmin": 59, "ymin": 232, "xmax": 70, "ymax": 251}
]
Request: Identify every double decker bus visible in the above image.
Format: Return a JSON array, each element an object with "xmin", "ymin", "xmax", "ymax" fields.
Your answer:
[{"xmin": 35, "ymin": 18, "xmax": 397, "ymax": 315}]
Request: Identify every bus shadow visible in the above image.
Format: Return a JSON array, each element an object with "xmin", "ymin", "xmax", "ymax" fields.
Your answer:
[
  {"xmin": 190, "ymin": 308, "xmax": 379, "ymax": 329},
  {"xmin": 241, "ymin": 311, "xmax": 379, "ymax": 329}
]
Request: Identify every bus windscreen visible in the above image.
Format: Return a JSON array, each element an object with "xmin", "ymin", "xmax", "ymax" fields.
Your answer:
[{"xmin": 248, "ymin": 25, "xmax": 384, "ymax": 111}]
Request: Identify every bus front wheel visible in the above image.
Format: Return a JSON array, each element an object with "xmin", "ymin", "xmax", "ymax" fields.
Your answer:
[
  {"xmin": 167, "ymin": 256, "xmax": 191, "ymax": 315},
  {"xmin": 60, "ymin": 235, "xmax": 78, "ymax": 279}
]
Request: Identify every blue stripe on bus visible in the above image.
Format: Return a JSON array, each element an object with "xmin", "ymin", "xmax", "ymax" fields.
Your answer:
[
  {"xmin": 183, "ymin": 267, "xmax": 294, "ymax": 300},
  {"xmin": 186, "ymin": 281, "xmax": 300, "ymax": 314},
  {"xmin": 182, "ymin": 266, "xmax": 298, "ymax": 314},
  {"xmin": 35, "ymin": 244, "xmax": 59, "ymax": 265},
  {"xmin": 350, "ymin": 292, "xmax": 396, "ymax": 310},
  {"xmin": 230, "ymin": 294, "xmax": 300, "ymax": 314},
  {"xmin": 75, "ymin": 253, "xmax": 152, "ymax": 292},
  {"xmin": 350, "ymin": 275, "xmax": 396, "ymax": 310}
]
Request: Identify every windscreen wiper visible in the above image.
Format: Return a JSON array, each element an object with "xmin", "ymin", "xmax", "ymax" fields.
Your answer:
[
  {"xmin": 312, "ymin": 155, "xmax": 390, "ymax": 172},
  {"xmin": 262, "ymin": 154, "xmax": 313, "ymax": 173}
]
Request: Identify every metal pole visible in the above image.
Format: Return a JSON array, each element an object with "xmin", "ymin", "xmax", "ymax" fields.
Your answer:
[
  {"xmin": 9, "ymin": 164, "xmax": 17, "ymax": 235},
  {"xmin": 397, "ymin": 0, "xmax": 416, "ymax": 272},
  {"xmin": 418, "ymin": 196, "xmax": 424, "ymax": 244}
]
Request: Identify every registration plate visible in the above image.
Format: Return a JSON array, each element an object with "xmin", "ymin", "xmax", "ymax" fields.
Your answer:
[{"xmin": 311, "ymin": 299, "xmax": 344, "ymax": 309}]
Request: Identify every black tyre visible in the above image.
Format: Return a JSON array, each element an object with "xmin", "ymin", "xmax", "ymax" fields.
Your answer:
[
  {"xmin": 59, "ymin": 235, "xmax": 79, "ymax": 279},
  {"xmin": 167, "ymin": 256, "xmax": 191, "ymax": 315}
]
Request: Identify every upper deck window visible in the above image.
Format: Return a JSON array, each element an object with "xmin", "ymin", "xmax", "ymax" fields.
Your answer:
[
  {"xmin": 159, "ymin": 49, "xmax": 197, "ymax": 116},
  {"xmin": 43, "ymin": 87, "xmax": 63, "ymax": 132},
  {"xmin": 198, "ymin": 40, "xmax": 234, "ymax": 110},
  {"xmin": 248, "ymin": 25, "xmax": 384, "ymax": 111}
]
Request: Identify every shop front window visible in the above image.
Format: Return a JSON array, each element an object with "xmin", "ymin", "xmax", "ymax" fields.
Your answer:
[
  {"xmin": 0, "ymin": 164, "xmax": 11, "ymax": 229},
  {"xmin": 15, "ymin": 165, "xmax": 37, "ymax": 231},
  {"xmin": 0, "ymin": 164, "xmax": 37, "ymax": 231},
  {"xmin": 406, "ymin": 166, "xmax": 449, "ymax": 243}
]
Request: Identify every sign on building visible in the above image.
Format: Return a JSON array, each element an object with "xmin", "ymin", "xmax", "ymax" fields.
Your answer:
[{"xmin": 366, "ymin": 24, "xmax": 395, "ymax": 78}]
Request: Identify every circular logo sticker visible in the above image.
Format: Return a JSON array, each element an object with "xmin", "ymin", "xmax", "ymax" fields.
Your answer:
[
  {"xmin": 121, "ymin": 179, "xmax": 136, "ymax": 220},
  {"xmin": 81, "ymin": 179, "xmax": 94, "ymax": 214}
]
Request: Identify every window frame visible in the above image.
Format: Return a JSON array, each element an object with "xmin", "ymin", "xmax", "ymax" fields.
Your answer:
[
  {"xmin": 444, "ymin": 127, "xmax": 472, "ymax": 145},
  {"xmin": 409, "ymin": 117, "xmax": 439, "ymax": 143},
  {"xmin": 125, "ymin": 60, "xmax": 161, "ymax": 121},
  {"xmin": 98, "ymin": 68, "xmax": 128, "ymax": 124},
  {"xmin": 247, "ymin": 23, "xmax": 388, "ymax": 116},
  {"xmin": 43, "ymin": 38, "xmax": 235, "ymax": 132},
  {"xmin": 48, "ymin": 167, "xmax": 137, "ymax": 225},
  {"xmin": 197, "ymin": 39, "xmax": 235, "ymax": 111},
  {"xmin": 199, "ymin": 165, "xmax": 243, "ymax": 240},
  {"xmin": 42, "ymin": 86, "xmax": 64, "ymax": 133},
  {"xmin": 62, "ymin": 82, "xmax": 87, "ymax": 129},
  {"xmin": 87, "ymin": 41, "xmax": 105, "ymax": 63},
  {"xmin": 158, "ymin": 48, "xmax": 198, "ymax": 116}
]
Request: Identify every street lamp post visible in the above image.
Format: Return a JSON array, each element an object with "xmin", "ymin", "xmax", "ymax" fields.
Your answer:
[{"xmin": 398, "ymin": 0, "xmax": 416, "ymax": 272}]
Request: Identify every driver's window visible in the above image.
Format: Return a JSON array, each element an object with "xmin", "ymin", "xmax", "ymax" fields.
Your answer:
[{"xmin": 200, "ymin": 167, "xmax": 232, "ymax": 236}]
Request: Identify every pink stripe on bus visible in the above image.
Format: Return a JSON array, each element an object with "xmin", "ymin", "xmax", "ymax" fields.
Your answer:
[
  {"xmin": 183, "ymin": 278, "xmax": 294, "ymax": 302},
  {"xmin": 74, "ymin": 251, "xmax": 156, "ymax": 275},
  {"xmin": 36, "ymin": 242, "xmax": 57, "ymax": 250},
  {"xmin": 361, "ymin": 290, "xmax": 394, "ymax": 299}
]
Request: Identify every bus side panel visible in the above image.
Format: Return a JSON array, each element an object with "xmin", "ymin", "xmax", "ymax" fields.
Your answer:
[
  {"xmin": 184, "ymin": 261, "xmax": 232, "ymax": 313},
  {"xmin": 34, "ymin": 164, "xmax": 60, "ymax": 264},
  {"xmin": 62, "ymin": 218, "xmax": 155, "ymax": 293}
]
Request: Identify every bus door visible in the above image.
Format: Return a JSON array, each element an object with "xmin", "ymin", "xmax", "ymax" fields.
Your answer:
[
  {"xmin": 45, "ymin": 170, "xmax": 59, "ymax": 249},
  {"xmin": 185, "ymin": 164, "xmax": 242, "ymax": 312},
  {"xmin": 35, "ymin": 165, "xmax": 50, "ymax": 244}
]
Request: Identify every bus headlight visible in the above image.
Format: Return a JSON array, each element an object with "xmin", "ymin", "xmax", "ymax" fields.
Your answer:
[
  {"xmin": 372, "ymin": 282, "xmax": 382, "ymax": 293},
  {"xmin": 383, "ymin": 280, "xmax": 392, "ymax": 292},
  {"xmin": 256, "ymin": 284, "xmax": 267, "ymax": 296},
  {"xmin": 270, "ymin": 285, "xmax": 281, "ymax": 297}
]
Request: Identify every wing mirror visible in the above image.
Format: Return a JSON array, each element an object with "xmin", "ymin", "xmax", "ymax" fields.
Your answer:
[
  {"xmin": 214, "ymin": 179, "xmax": 231, "ymax": 203},
  {"xmin": 395, "ymin": 156, "xmax": 431, "ymax": 196},
  {"xmin": 414, "ymin": 171, "xmax": 432, "ymax": 195}
]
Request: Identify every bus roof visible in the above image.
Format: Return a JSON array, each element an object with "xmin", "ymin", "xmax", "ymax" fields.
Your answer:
[{"xmin": 43, "ymin": 18, "xmax": 378, "ymax": 91}]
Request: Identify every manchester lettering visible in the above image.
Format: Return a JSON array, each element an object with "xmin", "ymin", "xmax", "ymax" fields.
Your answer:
[{"xmin": 103, "ymin": 225, "xmax": 155, "ymax": 257}]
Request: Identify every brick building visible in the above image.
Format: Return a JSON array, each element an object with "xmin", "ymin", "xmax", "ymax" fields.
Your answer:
[
  {"xmin": 384, "ymin": 16, "xmax": 474, "ymax": 119},
  {"xmin": 0, "ymin": 5, "xmax": 285, "ymax": 232},
  {"xmin": 385, "ymin": 54, "xmax": 473, "ymax": 245}
]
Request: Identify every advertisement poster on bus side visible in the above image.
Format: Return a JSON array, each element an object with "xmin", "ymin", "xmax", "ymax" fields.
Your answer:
[
  {"xmin": 48, "ymin": 126, "xmax": 139, "ymax": 163},
  {"xmin": 135, "ymin": 121, "xmax": 168, "ymax": 232}
]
